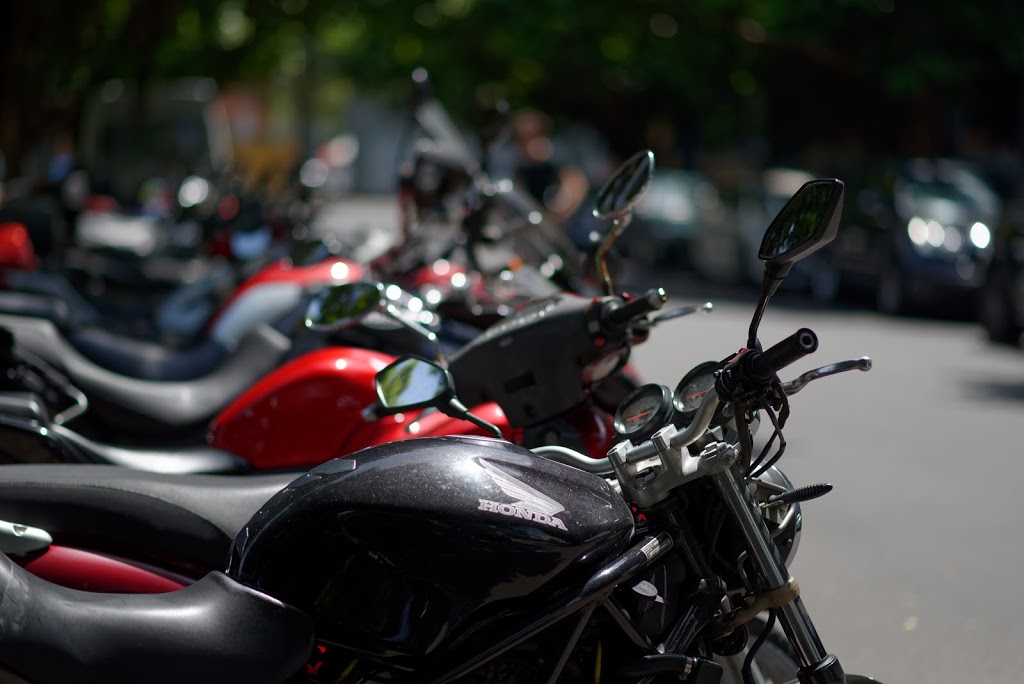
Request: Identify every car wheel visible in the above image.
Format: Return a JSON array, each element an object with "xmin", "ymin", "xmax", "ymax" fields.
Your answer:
[
  {"xmin": 979, "ymin": 275, "xmax": 1022, "ymax": 345},
  {"xmin": 876, "ymin": 263, "xmax": 912, "ymax": 315},
  {"xmin": 808, "ymin": 262, "xmax": 841, "ymax": 305}
]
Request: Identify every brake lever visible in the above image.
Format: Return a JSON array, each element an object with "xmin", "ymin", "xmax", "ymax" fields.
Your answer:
[
  {"xmin": 650, "ymin": 301, "xmax": 713, "ymax": 325},
  {"xmin": 781, "ymin": 357, "xmax": 872, "ymax": 395}
]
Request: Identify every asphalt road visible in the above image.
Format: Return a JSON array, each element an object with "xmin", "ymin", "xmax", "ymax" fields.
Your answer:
[
  {"xmin": 628, "ymin": 279, "xmax": 1024, "ymax": 684},
  {"xmin": 315, "ymin": 195, "xmax": 1024, "ymax": 682}
]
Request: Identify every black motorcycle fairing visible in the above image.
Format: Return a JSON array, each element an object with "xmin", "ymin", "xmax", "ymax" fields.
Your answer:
[
  {"xmin": 0, "ymin": 555, "xmax": 313, "ymax": 684},
  {"xmin": 0, "ymin": 464, "xmax": 296, "ymax": 571},
  {"xmin": 229, "ymin": 435, "xmax": 633, "ymax": 663},
  {"xmin": 447, "ymin": 293, "xmax": 620, "ymax": 426},
  {"xmin": 0, "ymin": 315, "xmax": 290, "ymax": 436}
]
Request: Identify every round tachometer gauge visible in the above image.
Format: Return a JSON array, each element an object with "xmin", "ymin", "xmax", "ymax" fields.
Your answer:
[
  {"xmin": 673, "ymin": 361, "xmax": 721, "ymax": 419},
  {"xmin": 613, "ymin": 383, "xmax": 674, "ymax": 442}
]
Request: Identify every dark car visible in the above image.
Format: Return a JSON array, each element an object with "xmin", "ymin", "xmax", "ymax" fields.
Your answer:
[
  {"xmin": 979, "ymin": 201, "xmax": 1024, "ymax": 345},
  {"xmin": 820, "ymin": 158, "xmax": 1002, "ymax": 314},
  {"xmin": 615, "ymin": 168, "xmax": 730, "ymax": 269}
]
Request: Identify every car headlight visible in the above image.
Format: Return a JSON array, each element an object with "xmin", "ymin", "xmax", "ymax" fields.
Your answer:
[
  {"xmin": 908, "ymin": 216, "xmax": 989, "ymax": 254},
  {"xmin": 969, "ymin": 222, "xmax": 991, "ymax": 250}
]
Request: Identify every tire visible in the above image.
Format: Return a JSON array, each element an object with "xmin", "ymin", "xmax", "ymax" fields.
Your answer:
[
  {"xmin": 808, "ymin": 262, "xmax": 841, "ymax": 305},
  {"xmin": 719, "ymin": 616, "xmax": 887, "ymax": 684},
  {"xmin": 875, "ymin": 262, "xmax": 913, "ymax": 315},
  {"xmin": 979, "ymin": 275, "xmax": 1022, "ymax": 345},
  {"xmin": 719, "ymin": 617, "xmax": 799, "ymax": 684}
]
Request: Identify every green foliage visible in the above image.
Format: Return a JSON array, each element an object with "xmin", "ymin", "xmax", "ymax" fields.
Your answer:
[{"xmin": 3, "ymin": 0, "xmax": 1024, "ymax": 170}]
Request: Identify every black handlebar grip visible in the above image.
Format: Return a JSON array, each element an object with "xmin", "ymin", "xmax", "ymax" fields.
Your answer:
[
  {"xmin": 606, "ymin": 288, "xmax": 668, "ymax": 327},
  {"xmin": 750, "ymin": 328, "xmax": 818, "ymax": 380}
]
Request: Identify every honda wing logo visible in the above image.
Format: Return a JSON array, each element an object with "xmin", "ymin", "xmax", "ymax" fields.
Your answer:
[{"xmin": 477, "ymin": 460, "xmax": 568, "ymax": 531}]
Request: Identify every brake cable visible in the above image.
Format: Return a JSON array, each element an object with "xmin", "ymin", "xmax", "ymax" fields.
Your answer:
[{"xmin": 741, "ymin": 608, "xmax": 779, "ymax": 684}]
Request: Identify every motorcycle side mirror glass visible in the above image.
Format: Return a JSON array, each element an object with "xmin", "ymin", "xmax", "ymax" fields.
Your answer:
[
  {"xmin": 759, "ymin": 179, "xmax": 844, "ymax": 269},
  {"xmin": 592, "ymin": 149, "xmax": 655, "ymax": 221},
  {"xmin": 305, "ymin": 282, "xmax": 385, "ymax": 331},
  {"xmin": 375, "ymin": 355, "xmax": 455, "ymax": 412}
]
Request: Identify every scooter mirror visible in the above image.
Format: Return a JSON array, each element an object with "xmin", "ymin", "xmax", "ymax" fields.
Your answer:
[
  {"xmin": 759, "ymin": 178, "xmax": 844, "ymax": 268},
  {"xmin": 592, "ymin": 149, "xmax": 656, "ymax": 295},
  {"xmin": 592, "ymin": 149, "xmax": 655, "ymax": 221},
  {"xmin": 375, "ymin": 355, "xmax": 455, "ymax": 412},
  {"xmin": 305, "ymin": 282, "xmax": 386, "ymax": 331}
]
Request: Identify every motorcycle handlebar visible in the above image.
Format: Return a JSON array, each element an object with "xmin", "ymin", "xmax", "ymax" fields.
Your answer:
[
  {"xmin": 605, "ymin": 288, "xmax": 668, "ymax": 328},
  {"xmin": 749, "ymin": 328, "xmax": 818, "ymax": 381}
]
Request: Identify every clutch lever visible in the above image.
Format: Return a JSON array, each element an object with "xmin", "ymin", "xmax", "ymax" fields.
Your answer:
[{"xmin": 781, "ymin": 357, "xmax": 872, "ymax": 395}]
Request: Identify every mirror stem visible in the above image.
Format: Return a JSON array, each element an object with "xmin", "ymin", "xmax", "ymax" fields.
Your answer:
[
  {"xmin": 596, "ymin": 214, "xmax": 632, "ymax": 295},
  {"xmin": 748, "ymin": 266, "xmax": 790, "ymax": 347},
  {"xmin": 386, "ymin": 304, "xmax": 446, "ymax": 368},
  {"xmin": 445, "ymin": 398, "xmax": 502, "ymax": 438}
]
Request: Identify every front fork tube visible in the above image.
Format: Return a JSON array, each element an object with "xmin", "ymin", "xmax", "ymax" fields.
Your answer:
[{"xmin": 712, "ymin": 467, "xmax": 846, "ymax": 684}]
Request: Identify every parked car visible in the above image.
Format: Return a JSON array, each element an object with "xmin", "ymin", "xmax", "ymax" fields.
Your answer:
[
  {"xmin": 615, "ymin": 168, "xmax": 729, "ymax": 270},
  {"xmin": 979, "ymin": 201, "xmax": 1024, "ymax": 345},
  {"xmin": 819, "ymin": 158, "xmax": 1002, "ymax": 314}
]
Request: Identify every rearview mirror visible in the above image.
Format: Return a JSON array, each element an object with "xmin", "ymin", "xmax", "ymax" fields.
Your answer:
[
  {"xmin": 592, "ymin": 149, "xmax": 655, "ymax": 294},
  {"xmin": 375, "ymin": 356, "xmax": 455, "ymax": 412},
  {"xmin": 759, "ymin": 179, "xmax": 844, "ymax": 268},
  {"xmin": 305, "ymin": 282, "xmax": 385, "ymax": 331},
  {"xmin": 374, "ymin": 355, "xmax": 503, "ymax": 437},
  {"xmin": 747, "ymin": 178, "xmax": 845, "ymax": 347},
  {"xmin": 593, "ymin": 150, "xmax": 655, "ymax": 222}
]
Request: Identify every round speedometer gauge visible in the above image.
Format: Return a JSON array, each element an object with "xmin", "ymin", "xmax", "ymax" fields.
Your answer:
[
  {"xmin": 613, "ymin": 383, "xmax": 674, "ymax": 442},
  {"xmin": 673, "ymin": 361, "xmax": 721, "ymax": 418}
]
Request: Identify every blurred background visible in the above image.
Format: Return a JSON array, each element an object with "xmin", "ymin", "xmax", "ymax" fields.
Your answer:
[
  {"xmin": 3, "ymin": 2, "xmax": 1024, "ymax": 682},
  {"xmin": 5, "ymin": 0, "xmax": 1024, "ymax": 328}
]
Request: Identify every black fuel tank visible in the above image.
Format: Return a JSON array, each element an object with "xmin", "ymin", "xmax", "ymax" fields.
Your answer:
[{"xmin": 228, "ymin": 436, "xmax": 633, "ymax": 662}]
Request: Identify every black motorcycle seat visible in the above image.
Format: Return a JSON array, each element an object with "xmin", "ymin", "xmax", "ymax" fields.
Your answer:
[
  {"xmin": 68, "ymin": 326, "xmax": 231, "ymax": 381},
  {"xmin": 0, "ymin": 554, "xmax": 312, "ymax": 684},
  {"xmin": 0, "ymin": 464, "xmax": 297, "ymax": 571},
  {"xmin": 0, "ymin": 289, "xmax": 228, "ymax": 381},
  {"xmin": 0, "ymin": 290, "xmax": 86, "ymax": 330},
  {"xmin": 0, "ymin": 314, "xmax": 290, "ymax": 430},
  {"xmin": 49, "ymin": 423, "xmax": 249, "ymax": 474}
]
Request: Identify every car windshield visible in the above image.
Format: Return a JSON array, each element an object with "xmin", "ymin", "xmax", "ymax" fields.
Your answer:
[{"xmin": 897, "ymin": 161, "xmax": 1000, "ymax": 218}]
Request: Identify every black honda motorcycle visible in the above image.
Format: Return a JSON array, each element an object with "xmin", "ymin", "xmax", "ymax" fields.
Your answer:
[{"xmin": 0, "ymin": 152, "xmax": 881, "ymax": 684}]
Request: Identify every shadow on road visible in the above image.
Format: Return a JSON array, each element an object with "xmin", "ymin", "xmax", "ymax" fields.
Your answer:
[{"xmin": 960, "ymin": 377, "xmax": 1024, "ymax": 403}]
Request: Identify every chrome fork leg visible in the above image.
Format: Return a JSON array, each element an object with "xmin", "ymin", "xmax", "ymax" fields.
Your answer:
[{"xmin": 712, "ymin": 467, "xmax": 838, "ymax": 674}]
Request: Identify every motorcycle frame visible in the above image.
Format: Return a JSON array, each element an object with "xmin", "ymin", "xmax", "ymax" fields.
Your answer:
[
  {"xmin": 358, "ymin": 485, "xmax": 745, "ymax": 683},
  {"xmin": 421, "ymin": 531, "xmax": 676, "ymax": 684}
]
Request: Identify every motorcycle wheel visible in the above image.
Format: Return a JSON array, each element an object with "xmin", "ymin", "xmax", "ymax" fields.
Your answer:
[
  {"xmin": 719, "ymin": 617, "xmax": 886, "ymax": 684},
  {"xmin": 719, "ymin": 616, "xmax": 799, "ymax": 684}
]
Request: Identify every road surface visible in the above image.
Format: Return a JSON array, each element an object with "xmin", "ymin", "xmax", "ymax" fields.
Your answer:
[{"xmin": 630, "ymin": 284, "xmax": 1024, "ymax": 684}]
